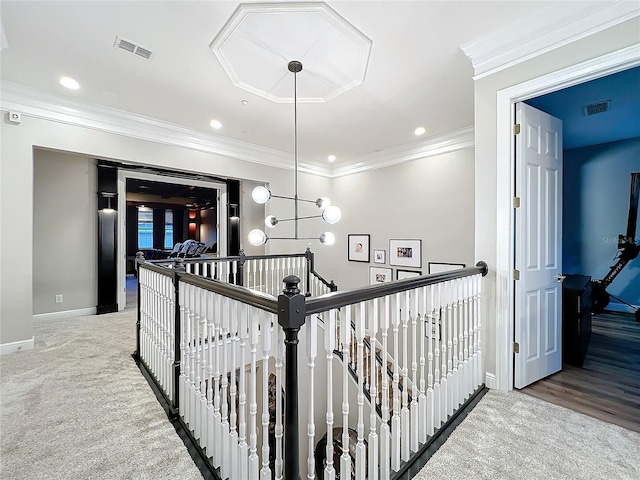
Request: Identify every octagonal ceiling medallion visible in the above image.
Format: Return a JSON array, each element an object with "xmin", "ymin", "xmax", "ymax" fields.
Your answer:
[{"xmin": 210, "ymin": 2, "xmax": 372, "ymax": 103}]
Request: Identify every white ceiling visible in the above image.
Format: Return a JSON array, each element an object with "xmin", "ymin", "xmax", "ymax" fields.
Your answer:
[{"xmin": 0, "ymin": 1, "xmax": 626, "ymax": 171}]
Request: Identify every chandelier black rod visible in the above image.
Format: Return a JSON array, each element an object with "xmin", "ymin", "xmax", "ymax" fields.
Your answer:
[
  {"xmin": 292, "ymin": 61, "xmax": 300, "ymax": 240},
  {"xmin": 270, "ymin": 194, "xmax": 318, "ymax": 204},
  {"xmin": 274, "ymin": 214, "xmax": 322, "ymax": 222}
]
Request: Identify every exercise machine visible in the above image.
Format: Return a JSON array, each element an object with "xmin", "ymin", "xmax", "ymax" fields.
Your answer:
[{"xmin": 591, "ymin": 172, "xmax": 640, "ymax": 322}]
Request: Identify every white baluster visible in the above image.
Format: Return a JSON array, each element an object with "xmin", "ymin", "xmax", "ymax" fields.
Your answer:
[
  {"xmin": 260, "ymin": 309, "xmax": 272, "ymax": 480},
  {"xmin": 401, "ymin": 291, "xmax": 410, "ymax": 462},
  {"xmin": 426, "ymin": 285, "xmax": 434, "ymax": 436},
  {"xmin": 446, "ymin": 281, "xmax": 455, "ymax": 417},
  {"xmin": 238, "ymin": 304, "xmax": 249, "ymax": 480},
  {"xmin": 200, "ymin": 288, "xmax": 209, "ymax": 446},
  {"xmin": 187, "ymin": 284, "xmax": 197, "ymax": 430},
  {"xmin": 379, "ymin": 296, "xmax": 391, "ymax": 480},
  {"xmin": 230, "ymin": 300, "xmax": 239, "ymax": 480},
  {"xmin": 221, "ymin": 295, "xmax": 230, "ymax": 480},
  {"xmin": 194, "ymin": 287, "xmax": 202, "ymax": 440},
  {"xmin": 213, "ymin": 293, "xmax": 222, "ymax": 467},
  {"xmin": 433, "ymin": 283, "xmax": 442, "ymax": 430},
  {"xmin": 463, "ymin": 277, "xmax": 475, "ymax": 399},
  {"xmin": 390, "ymin": 293, "xmax": 401, "ymax": 471},
  {"xmin": 355, "ymin": 302, "xmax": 367, "ymax": 480},
  {"xmin": 341, "ymin": 306, "xmax": 353, "ymax": 480},
  {"xmin": 476, "ymin": 274, "xmax": 483, "ymax": 388},
  {"xmin": 207, "ymin": 291, "xmax": 215, "ymax": 460},
  {"xmin": 249, "ymin": 306, "xmax": 260, "ymax": 480},
  {"xmin": 275, "ymin": 325, "xmax": 284, "ymax": 480},
  {"xmin": 410, "ymin": 288, "xmax": 419, "ymax": 453},
  {"xmin": 307, "ymin": 314, "xmax": 317, "ymax": 480},
  {"xmin": 439, "ymin": 282, "xmax": 448, "ymax": 425},
  {"xmin": 368, "ymin": 300, "xmax": 379, "ymax": 480},
  {"xmin": 325, "ymin": 309, "xmax": 336, "ymax": 480},
  {"xmin": 179, "ymin": 280, "xmax": 187, "ymax": 427},
  {"xmin": 454, "ymin": 279, "xmax": 462, "ymax": 409},
  {"xmin": 417, "ymin": 287, "xmax": 428, "ymax": 444}
]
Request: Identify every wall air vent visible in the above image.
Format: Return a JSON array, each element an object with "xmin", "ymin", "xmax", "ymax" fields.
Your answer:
[
  {"xmin": 583, "ymin": 100, "xmax": 610, "ymax": 116},
  {"xmin": 114, "ymin": 35, "xmax": 154, "ymax": 60}
]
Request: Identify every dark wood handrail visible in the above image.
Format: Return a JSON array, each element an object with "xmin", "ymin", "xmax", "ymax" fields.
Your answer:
[
  {"xmin": 306, "ymin": 262, "xmax": 488, "ymax": 315},
  {"xmin": 177, "ymin": 271, "xmax": 279, "ymax": 314}
]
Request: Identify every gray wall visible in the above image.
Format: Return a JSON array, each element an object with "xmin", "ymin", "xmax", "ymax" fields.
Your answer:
[
  {"xmin": 563, "ymin": 137, "xmax": 640, "ymax": 309},
  {"xmin": 0, "ymin": 113, "xmax": 313, "ymax": 345},
  {"xmin": 317, "ymin": 148, "xmax": 475, "ymax": 290},
  {"xmin": 33, "ymin": 150, "xmax": 97, "ymax": 315}
]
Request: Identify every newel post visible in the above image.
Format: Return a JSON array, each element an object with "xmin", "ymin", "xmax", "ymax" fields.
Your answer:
[
  {"xmin": 172, "ymin": 258, "xmax": 186, "ymax": 412},
  {"xmin": 237, "ymin": 249, "xmax": 247, "ymax": 286},
  {"xmin": 278, "ymin": 275, "xmax": 306, "ymax": 480},
  {"xmin": 304, "ymin": 247, "xmax": 313, "ymax": 297},
  {"xmin": 134, "ymin": 251, "xmax": 145, "ymax": 359}
]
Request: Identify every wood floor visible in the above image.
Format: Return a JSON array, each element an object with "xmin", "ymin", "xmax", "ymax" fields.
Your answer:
[{"xmin": 522, "ymin": 311, "xmax": 640, "ymax": 433}]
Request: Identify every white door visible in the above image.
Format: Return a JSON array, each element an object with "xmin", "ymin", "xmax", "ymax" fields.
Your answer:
[{"xmin": 514, "ymin": 103, "xmax": 563, "ymax": 389}]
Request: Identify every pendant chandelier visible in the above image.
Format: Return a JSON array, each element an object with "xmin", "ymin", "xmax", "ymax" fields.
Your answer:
[{"xmin": 248, "ymin": 60, "xmax": 341, "ymax": 247}]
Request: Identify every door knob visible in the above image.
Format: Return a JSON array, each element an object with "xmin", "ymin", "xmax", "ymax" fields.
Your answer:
[{"xmin": 555, "ymin": 274, "xmax": 566, "ymax": 283}]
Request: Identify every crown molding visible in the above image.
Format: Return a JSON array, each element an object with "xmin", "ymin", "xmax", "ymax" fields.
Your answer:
[
  {"xmin": 460, "ymin": 0, "xmax": 640, "ymax": 79},
  {"xmin": 0, "ymin": 80, "xmax": 330, "ymax": 176},
  {"xmin": 329, "ymin": 126, "xmax": 474, "ymax": 178},
  {"xmin": 0, "ymin": 80, "xmax": 474, "ymax": 180}
]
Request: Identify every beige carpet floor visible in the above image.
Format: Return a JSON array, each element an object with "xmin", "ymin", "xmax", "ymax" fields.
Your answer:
[
  {"xmin": 416, "ymin": 389, "xmax": 640, "ymax": 479},
  {"xmin": 0, "ymin": 308, "xmax": 203, "ymax": 480},
  {"xmin": 2, "ymin": 308, "xmax": 639, "ymax": 479}
]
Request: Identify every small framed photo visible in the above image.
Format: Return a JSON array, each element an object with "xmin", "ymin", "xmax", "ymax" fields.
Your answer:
[
  {"xmin": 396, "ymin": 269, "xmax": 421, "ymax": 280},
  {"xmin": 373, "ymin": 249, "xmax": 386, "ymax": 264},
  {"xmin": 348, "ymin": 234, "xmax": 370, "ymax": 262},
  {"xmin": 369, "ymin": 266, "xmax": 393, "ymax": 285},
  {"xmin": 428, "ymin": 262, "xmax": 466, "ymax": 274},
  {"xmin": 389, "ymin": 239, "xmax": 422, "ymax": 268}
]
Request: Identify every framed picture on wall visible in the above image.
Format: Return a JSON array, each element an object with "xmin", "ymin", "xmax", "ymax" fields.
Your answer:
[
  {"xmin": 373, "ymin": 249, "xmax": 386, "ymax": 264},
  {"xmin": 389, "ymin": 239, "xmax": 422, "ymax": 268},
  {"xmin": 428, "ymin": 262, "xmax": 466, "ymax": 274},
  {"xmin": 396, "ymin": 269, "xmax": 421, "ymax": 280},
  {"xmin": 369, "ymin": 266, "xmax": 393, "ymax": 285},
  {"xmin": 348, "ymin": 234, "xmax": 370, "ymax": 262}
]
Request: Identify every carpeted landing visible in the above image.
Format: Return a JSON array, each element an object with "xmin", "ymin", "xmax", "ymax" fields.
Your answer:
[
  {"xmin": 2, "ymin": 308, "xmax": 639, "ymax": 479},
  {"xmin": 0, "ymin": 309, "xmax": 202, "ymax": 480}
]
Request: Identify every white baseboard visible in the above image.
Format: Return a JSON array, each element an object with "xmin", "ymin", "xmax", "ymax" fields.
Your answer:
[
  {"xmin": 33, "ymin": 307, "xmax": 97, "ymax": 321},
  {"xmin": 485, "ymin": 372, "xmax": 497, "ymax": 389},
  {"xmin": 605, "ymin": 302, "xmax": 639, "ymax": 314},
  {"xmin": 1, "ymin": 337, "xmax": 35, "ymax": 355}
]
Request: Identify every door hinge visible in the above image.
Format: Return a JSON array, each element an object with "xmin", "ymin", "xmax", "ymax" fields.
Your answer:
[
  {"xmin": 513, "ymin": 269, "xmax": 520, "ymax": 281},
  {"xmin": 513, "ymin": 197, "xmax": 521, "ymax": 208},
  {"xmin": 514, "ymin": 123, "xmax": 521, "ymax": 135},
  {"xmin": 513, "ymin": 342, "xmax": 520, "ymax": 354}
]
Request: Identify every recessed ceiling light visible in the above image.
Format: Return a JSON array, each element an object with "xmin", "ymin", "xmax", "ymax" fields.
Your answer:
[
  {"xmin": 328, "ymin": 155, "xmax": 336, "ymax": 162},
  {"xmin": 60, "ymin": 76, "xmax": 80, "ymax": 90},
  {"xmin": 210, "ymin": 119, "xmax": 222, "ymax": 129},
  {"xmin": 241, "ymin": 100, "xmax": 249, "ymax": 105},
  {"xmin": 414, "ymin": 126, "xmax": 426, "ymax": 136}
]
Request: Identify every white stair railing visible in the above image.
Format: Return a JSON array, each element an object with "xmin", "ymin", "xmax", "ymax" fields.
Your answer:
[
  {"xmin": 302, "ymin": 269, "xmax": 484, "ymax": 479},
  {"xmin": 137, "ymin": 256, "xmax": 485, "ymax": 480}
]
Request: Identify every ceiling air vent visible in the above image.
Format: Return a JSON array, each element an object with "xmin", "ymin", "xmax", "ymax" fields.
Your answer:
[
  {"xmin": 583, "ymin": 100, "xmax": 610, "ymax": 116},
  {"xmin": 114, "ymin": 35, "xmax": 154, "ymax": 60}
]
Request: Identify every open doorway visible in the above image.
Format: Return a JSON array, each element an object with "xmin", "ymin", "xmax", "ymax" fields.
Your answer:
[
  {"xmin": 514, "ymin": 67, "xmax": 640, "ymax": 432},
  {"xmin": 117, "ymin": 170, "xmax": 227, "ymax": 310}
]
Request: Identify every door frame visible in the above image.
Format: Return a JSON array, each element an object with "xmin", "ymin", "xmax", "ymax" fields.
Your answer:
[
  {"xmin": 494, "ymin": 44, "xmax": 640, "ymax": 391},
  {"xmin": 116, "ymin": 170, "xmax": 228, "ymax": 310}
]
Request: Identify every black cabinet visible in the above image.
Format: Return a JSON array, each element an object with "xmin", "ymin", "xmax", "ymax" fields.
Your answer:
[{"xmin": 562, "ymin": 274, "xmax": 592, "ymax": 367}]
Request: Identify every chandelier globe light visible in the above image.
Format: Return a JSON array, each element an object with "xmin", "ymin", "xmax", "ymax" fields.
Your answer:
[{"xmin": 248, "ymin": 60, "xmax": 341, "ymax": 247}]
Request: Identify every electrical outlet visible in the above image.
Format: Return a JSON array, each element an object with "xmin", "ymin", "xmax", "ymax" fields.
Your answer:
[{"xmin": 55, "ymin": 294, "xmax": 63, "ymax": 304}]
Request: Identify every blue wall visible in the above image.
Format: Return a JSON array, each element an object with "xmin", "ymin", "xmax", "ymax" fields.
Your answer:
[{"xmin": 563, "ymin": 137, "xmax": 640, "ymax": 310}]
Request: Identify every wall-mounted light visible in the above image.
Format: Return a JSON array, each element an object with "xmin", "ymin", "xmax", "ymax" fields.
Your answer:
[
  {"xmin": 99, "ymin": 193, "xmax": 116, "ymax": 212},
  {"xmin": 229, "ymin": 204, "xmax": 240, "ymax": 219}
]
